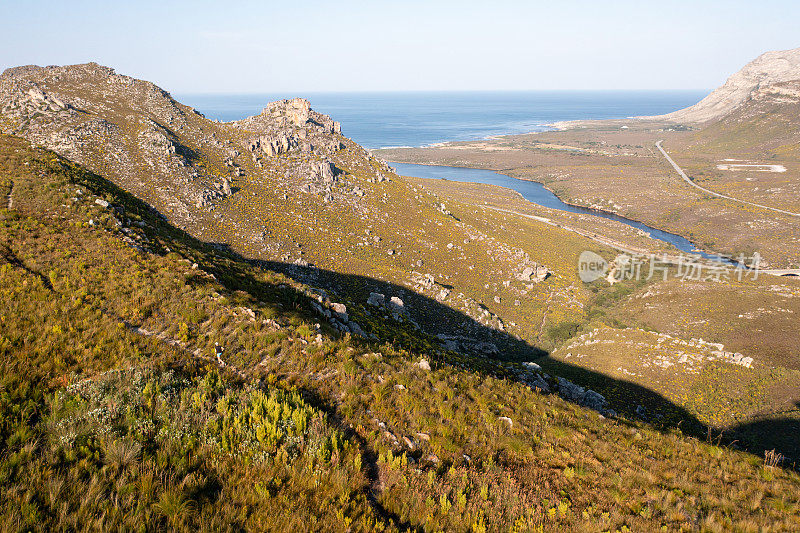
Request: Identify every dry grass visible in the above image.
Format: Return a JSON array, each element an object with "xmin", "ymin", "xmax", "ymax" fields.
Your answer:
[{"xmin": 1, "ymin": 133, "xmax": 800, "ymax": 530}]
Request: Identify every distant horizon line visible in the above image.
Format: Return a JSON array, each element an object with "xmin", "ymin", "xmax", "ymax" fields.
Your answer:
[{"xmin": 172, "ymin": 88, "xmax": 710, "ymax": 96}]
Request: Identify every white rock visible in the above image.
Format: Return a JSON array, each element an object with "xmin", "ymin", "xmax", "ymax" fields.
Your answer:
[{"xmin": 415, "ymin": 359, "xmax": 431, "ymax": 371}]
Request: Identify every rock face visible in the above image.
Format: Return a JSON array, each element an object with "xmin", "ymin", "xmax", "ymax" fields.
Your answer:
[{"xmin": 651, "ymin": 47, "xmax": 800, "ymax": 123}]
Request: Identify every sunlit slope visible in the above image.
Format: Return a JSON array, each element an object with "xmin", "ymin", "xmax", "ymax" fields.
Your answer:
[{"xmin": 2, "ymin": 134, "xmax": 800, "ymax": 530}]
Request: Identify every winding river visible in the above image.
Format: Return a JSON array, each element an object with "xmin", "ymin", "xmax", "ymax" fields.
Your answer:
[{"xmin": 391, "ymin": 162, "xmax": 731, "ymax": 262}]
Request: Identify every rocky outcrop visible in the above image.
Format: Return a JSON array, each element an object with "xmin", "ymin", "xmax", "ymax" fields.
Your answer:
[
  {"xmin": 236, "ymin": 97, "xmax": 341, "ymax": 140},
  {"xmin": 0, "ymin": 62, "xmax": 363, "ymax": 227},
  {"xmin": 436, "ymin": 334, "xmax": 499, "ymax": 355},
  {"xmin": 367, "ymin": 292, "xmax": 410, "ymax": 322},
  {"xmin": 311, "ymin": 159, "xmax": 337, "ymax": 183},
  {"xmin": 513, "ymin": 361, "xmax": 615, "ymax": 416},
  {"xmin": 281, "ymin": 98, "xmax": 310, "ymax": 127},
  {"xmin": 650, "ymin": 47, "xmax": 800, "ymax": 123},
  {"xmin": 308, "ymin": 295, "xmax": 370, "ymax": 338},
  {"xmin": 516, "ymin": 264, "xmax": 550, "ymax": 283},
  {"xmin": 298, "ymin": 158, "xmax": 340, "ymax": 199},
  {"xmin": 1, "ymin": 83, "xmax": 70, "ymax": 118}
]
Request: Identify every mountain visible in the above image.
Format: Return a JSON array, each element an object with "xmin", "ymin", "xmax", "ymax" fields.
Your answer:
[
  {"xmin": 4, "ymin": 63, "xmax": 800, "ymax": 443},
  {"xmin": 2, "ymin": 63, "xmax": 800, "ymax": 529},
  {"xmin": 0, "ymin": 63, "xmax": 569, "ymax": 358},
  {"xmin": 653, "ymin": 46, "xmax": 800, "ymax": 123},
  {"xmin": 0, "ymin": 62, "xmax": 351, "ymax": 228}
]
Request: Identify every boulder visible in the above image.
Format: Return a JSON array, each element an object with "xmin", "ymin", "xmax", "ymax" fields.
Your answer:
[
  {"xmin": 367, "ymin": 292, "xmax": 385, "ymax": 307},
  {"xmin": 581, "ymin": 389, "xmax": 608, "ymax": 411},
  {"xmin": 472, "ymin": 341, "xmax": 499, "ymax": 355},
  {"xmin": 556, "ymin": 377, "xmax": 586, "ymax": 402},
  {"xmin": 518, "ymin": 265, "xmax": 550, "ymax": 282},
  {"xmin": 317, "ymin": 160, "xmax": 336, "ymax": 183},
  {"xmin": 349, "ymin": 322, "xmax": 367, "ymax": 337},
  {"xmin": 528, "ymin": 374, "xmax": 550, "ymax": 393},
  {"xmin": 331, "ymin": 302, "xmax": 347, "ymax": 316},
  {"xmin": 415, "ymin": 359, "xmax": 431, "ymax": 371},
  {"xmin": 556, "ymin": 377, "xmax": 609, "ymax": 413},
  {"xmin": 436, "ymin": 335, "xmax": 460, "ymax": 352},
  {"xmin": 412, "ymin": 272, "xmax": 435, "ymax": 290}
]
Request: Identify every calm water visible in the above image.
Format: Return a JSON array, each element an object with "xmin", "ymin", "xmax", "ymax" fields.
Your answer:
[
  {"xmin": 177, "ymin": 91, "xmax": 705, "ymax": 149},
  {"xmin": 391, "ymin": 162, "xmax": 733, "ymax": 262}
]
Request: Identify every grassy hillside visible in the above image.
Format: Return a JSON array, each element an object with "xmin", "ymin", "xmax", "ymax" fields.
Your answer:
[
  {"xmin": 0, "ymin": 62, "xmax": 608, "ymax": 359},
  {"xmin": 7, "ymin": 65, "xmax": 799, "ymax": 466},
  {"xmin": 2, "ymin": 135, "xmax": 800, "ymax": 531}
]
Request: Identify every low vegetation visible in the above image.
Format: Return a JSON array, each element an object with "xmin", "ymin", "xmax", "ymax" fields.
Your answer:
[{"xmin": 2, "ymin": 130, "xmax": 800, "ymax": 531}]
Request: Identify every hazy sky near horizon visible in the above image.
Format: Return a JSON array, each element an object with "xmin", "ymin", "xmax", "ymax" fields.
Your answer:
[{"xmin": 2, "ymin": 0, "xmax": 799, "ymax": 93}]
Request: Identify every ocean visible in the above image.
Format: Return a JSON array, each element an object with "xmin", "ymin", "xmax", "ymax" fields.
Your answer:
[{"xmin": 176, "ymin": 91, "xmax": 706, "ymax": 149}]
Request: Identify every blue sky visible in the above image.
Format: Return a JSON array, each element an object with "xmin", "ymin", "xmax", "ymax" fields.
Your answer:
[{"xmin": 1, "ymin": 0, "xmax": 798, "ymax": 93}]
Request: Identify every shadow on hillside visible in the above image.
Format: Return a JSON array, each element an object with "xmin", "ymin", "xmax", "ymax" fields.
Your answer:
[
  {"xmin": 255, "ymin": 256, "xmax": 545, "ymax": 360},
  {"xmin": 208, "ymin": 248, "xmax": 798, "ymax": 464},
  {"xmin": 729, "ymin": 401, "xmax": 800, "ymax": 467},
  {"xmin": 57, "ymin": 151, "xmax": 798, "ymax": 466}
]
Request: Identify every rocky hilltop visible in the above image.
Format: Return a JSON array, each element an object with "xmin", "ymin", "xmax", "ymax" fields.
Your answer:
[
  {"xmin": 652, "ymin": 46, "xmax": 800, "ymax": 123},
  {"xmin": 0, "ymin": 63, "xmax": 364, "ymax": 222},
  {"xmin": 0, "ymin": 62, "xmax": 557, "ymax": 357}
]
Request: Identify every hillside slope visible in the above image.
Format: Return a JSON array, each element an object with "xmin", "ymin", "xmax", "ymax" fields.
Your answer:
[
  {"xmin": 682, "ymin": 80, "xmax": 800, "ymax": 159},
  {"xmin": 2, "ymin": 134, "xmax": 800, "ymax": 530},
  {"xmin": 0, "ymin": 62, "xmax": 599, "ymax": 358},
  {"xmin": 652, "ymin": 46, "xmax": 800, "ymax": 123},
  {"xmin": 3, "ymin": 63, "xmax": 800, "ymax": 463}
]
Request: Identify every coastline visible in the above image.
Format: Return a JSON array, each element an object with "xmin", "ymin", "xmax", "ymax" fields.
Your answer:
[{"xmin": 376, "ymin": 115, "xmax": 665, "ymax": 153}]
